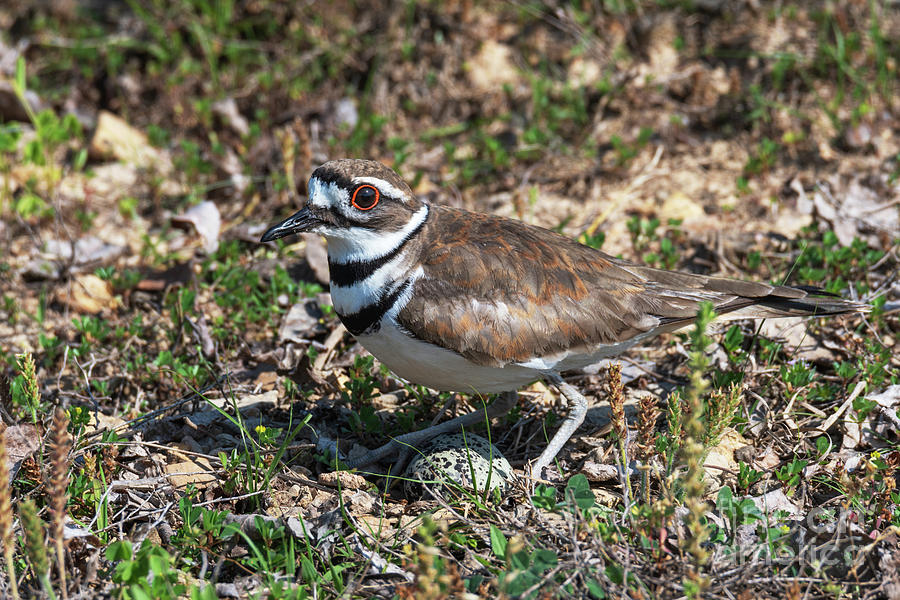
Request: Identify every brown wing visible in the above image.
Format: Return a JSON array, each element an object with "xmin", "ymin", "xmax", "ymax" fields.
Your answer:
[{"xmin": 396, "ymin": 206, "xmax": 863, "ymax": 367}]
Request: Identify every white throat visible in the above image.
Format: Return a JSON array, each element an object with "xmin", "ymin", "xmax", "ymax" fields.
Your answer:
[{"xmin": 325, "ymin": 205, "xmax": 429, "ymax": 265}]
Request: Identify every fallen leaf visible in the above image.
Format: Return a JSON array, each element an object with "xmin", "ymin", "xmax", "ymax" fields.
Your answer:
[
  {"xmin": 212, "ymin": 97, "xmax": 250, "ymax": 137},
  {"xmin": 208, "ymin": 390, "xmax": 279, "ymax": 413},
  {"xmin": 867, "ymin": 385, "xmax": 900, "ymax": 414},
  {"xmin": 749, "ymin": 488, "xmax": 803, "ymax": 520},
  {"xmin": 813, "ymin": 177, "xmax": 900, "ymax": 247},
  {"xmin": 758, "ymin": 318, "xmax": 835, "ymax": 362},
  {"xmin": 866, "ymin": 385, "xmax": 900, "ymax": 439},
  {"xmin": 841, "ymin": 409, "xmax": 863, "ymax": 450},
  {"xmin": 58, "ymin": 274, "xmax": 118, "ymax": 313},
  {"xmin": 2, "ymin": 424, "xmax": 41, "ymax": 480},
  {"xmin": 171, "ymin": 201, "xmax": 222, "ymax": 254},
  {"xmin": 279, "ymin": 300, "xmax": 326, "ymax": 344}
]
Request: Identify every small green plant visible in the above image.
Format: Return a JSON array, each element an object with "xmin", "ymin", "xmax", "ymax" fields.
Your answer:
[
  {"xmin": 716, "ymin": 486, "xmax": 763, "ymax": 531},
  {"xmin": 171, "ymin": 495, "xmax": 230, "ymax": 559},
  {"xmin": 702, "ymin": 384, "xmax": 742, "ymax": 448},
  {"xmin": 743, "ymin": 137, "xmax": 779, "ymax": 176},
  {"xmin": 345, "ymin": 355, "xmax": 378, "ymax": 401},
  {"xmin": 678, "ymin": 302, "xmax": 717, "ymax": 577},
  {"xmin": 627, "ymin": 216, "xmax": 660, "ymax": 253},
  {"xmin": 530, "ymin": 483, "xmax": 557, "ymax": 511},
  {"xmin": 625, "ymin": 217, "xmax": 684, "ymax": 268},
  {"xmin": 529, "ymin": 474, "xmax": 597, "ymax": 516},
  {"xmin": 12, "ymin": 353, "xmax": 41, "ymax": 423},
  {"xmin": 255, "ymin": 424, "xmax": 282, "ymax": 447},
  {"xmin": 5, "ymin": 57, "xmax": 83, "ymax": 220},
  {"xmin": 578, "ymin": 230, "xmax": 605, "ymax": 249},
  {"xmin": 118, "ymin": 196, "xmax": 139, "ymax": 220},
  {"xmin": 721, "ymin": 325, "xmax": 745, "ymax": 363},
  {"xmin": 610, "ymin": 127, "xmax": 653, "ymax": 166},
  {"xmin": 106, "ymin": 539, "xmax": 202, "ymax": 599},
  {"xmin": 0, "ymin": 428, "xmax": 19, "ymax": 600},
  {"xmin": 776, "ymin": 457, "xmax": 807, "ymax": 492},
  {"xmin": 19, "ymin": 499, "xmax": 54, "ymax": 599},
  {"xmin": 346, "ymin": 111, "xmax": 388, "ymax": 152},
  {"xmin": 0, "ymin": 123, "xmax": 22, "ymax": 215},
  {"xmin": 491, "ymin": 527, "xmax": 559, "ymax": 597},
  {"xmin": 736, "ymin": 461, "xmax": 764, "ymax": 492},
  {"xmin": 780, "ymin": 360, "xmax": 816, "ymax": 392}
]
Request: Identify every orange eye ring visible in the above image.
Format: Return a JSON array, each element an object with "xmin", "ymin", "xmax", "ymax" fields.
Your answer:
[{"xmin": 351, "ymin": 185, "xmax": 380, "ymax": 210}]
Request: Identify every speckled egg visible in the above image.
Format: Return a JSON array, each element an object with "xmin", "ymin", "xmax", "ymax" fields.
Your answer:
[{"xmin": 402, "ymin": 432, "xmax": 515, "ymax": 498}]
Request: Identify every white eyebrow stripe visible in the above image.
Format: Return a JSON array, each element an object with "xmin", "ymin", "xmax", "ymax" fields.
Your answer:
[
  {"xmin": 353, "ymin": 176, "xmax": 410, "ymax": 203},
  {"xmin": 307, "ymin": 177, "xmax": 348, "ymax": 209}
]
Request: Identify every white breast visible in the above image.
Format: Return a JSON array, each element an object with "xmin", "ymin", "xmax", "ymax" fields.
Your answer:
[
  {"xmin": 357, "ymin": 320, "xmax": 541, "ymax": 393},
  {"xmin": 357, "ymin": 313, "xmax": 653, "ymax": 393}
]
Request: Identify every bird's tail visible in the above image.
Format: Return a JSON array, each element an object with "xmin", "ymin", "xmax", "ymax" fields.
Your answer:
[{"xmin": 721, "ymin": 285, "xmax": 869, "ymax": 320}]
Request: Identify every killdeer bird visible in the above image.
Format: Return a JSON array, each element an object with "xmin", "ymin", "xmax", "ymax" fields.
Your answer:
[{"xmin": 261, "ymin": 159, "xmax": 865, "ymax": 480}]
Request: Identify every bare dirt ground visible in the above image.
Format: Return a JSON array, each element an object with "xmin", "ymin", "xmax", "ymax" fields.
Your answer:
[{"xmin": 0, "ymin": 1, "xmax": 898, "ymax": 598}]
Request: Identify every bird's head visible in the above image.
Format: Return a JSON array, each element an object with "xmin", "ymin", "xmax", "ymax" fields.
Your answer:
[{"xmin": 260, "ymin": 159, "xmax": 427, "ymax": 262}]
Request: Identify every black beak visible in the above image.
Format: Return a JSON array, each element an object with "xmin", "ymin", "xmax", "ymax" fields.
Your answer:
[{"xmin": 260, "ymin": 207, "xmax": 319, "ymax": 242}]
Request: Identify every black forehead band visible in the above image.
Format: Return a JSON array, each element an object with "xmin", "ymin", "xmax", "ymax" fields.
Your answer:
[{"xmin": 311, "ymin": 161, "xmax": 407, "ymax": 192}]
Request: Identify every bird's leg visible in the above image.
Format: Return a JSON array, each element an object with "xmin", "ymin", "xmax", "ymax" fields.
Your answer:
[
  {"xmin": 529, "ymin": 372, "xmax": 588, "ymax": 482},
  {"xmin": 347, "ymin": 391, "xmax": 518, "ymax": 470},
  {"xmin": 392, "ymin": 393, "xmax": 459, "ymax": 475}
]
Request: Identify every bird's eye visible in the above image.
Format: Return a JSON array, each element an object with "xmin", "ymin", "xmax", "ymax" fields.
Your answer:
[{"xmin": 351, "ymin": 185, "xmax": 379, "ymax": 210}]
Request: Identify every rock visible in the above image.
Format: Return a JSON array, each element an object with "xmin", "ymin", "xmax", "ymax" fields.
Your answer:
[
  {"xmin": 89, "ymin": 110, "xmax": 172, "ymax": 174},
  {"xmin": 659, "ymin": 191, "xmax": 705, "ymax": 223},
  {"xmin": 318, "ymin": 470, "xmax": 367, "ymax": 490},
  {"xmin": 333, "ymin": 98, "xmax": 358, "ymax": 130},
  {"xmin": 466, "ymin": 40, "xmax": 519, "ymax": 93},
  {"xmin": 704, "ymin": 428, "xmax": 751, "ymax": 474},
  {"xmin": 581, "ymin": 461, "xmax": 619, "ymax": 482},
  {"xmin": 749, "ymin": 488, "xmax": 803, "ymax": 520},
  {"xmin": 57, "ymin": 274, "xmax": 119, "ymax": 313},
  {"xmin": 166, "ymin": 456, "xmax": 216, "ymax": 489},
  {"xmin": 44, "ymin": 236, "xmax": 125, "ymax": 266}
]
